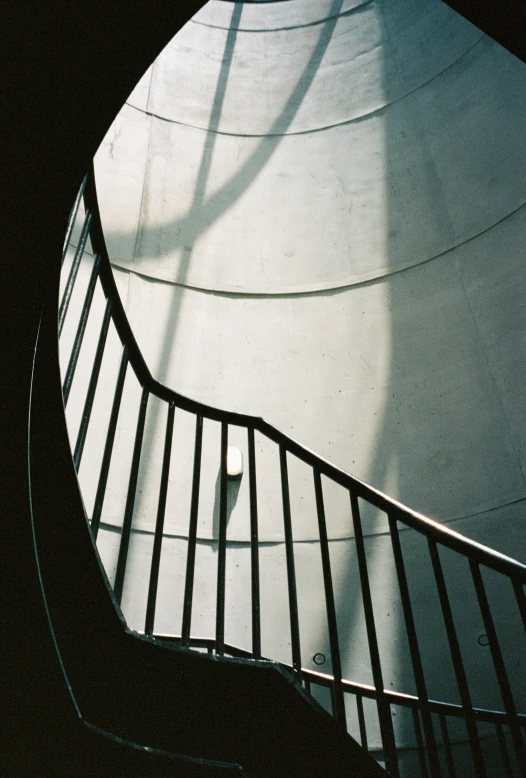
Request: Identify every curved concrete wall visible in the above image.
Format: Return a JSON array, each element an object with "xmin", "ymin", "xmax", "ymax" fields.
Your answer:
[
  {"xmin": 60, "ymin": 0, "xmax": 526, "ymax": 766},
  {"xmin": 91, "ymin": 0, "xmax": 526, "ymax": 540}
]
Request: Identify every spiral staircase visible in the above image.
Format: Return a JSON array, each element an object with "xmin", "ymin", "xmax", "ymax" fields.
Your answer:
[{"xmin": 4, "ymin": 1, "xmax": 526, "ymax": 776}]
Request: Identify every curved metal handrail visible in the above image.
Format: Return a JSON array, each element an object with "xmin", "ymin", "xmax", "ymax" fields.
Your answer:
[
  {"xmin": 84, "ymin": 164, "xmax": 526, "ymax": 581},
  {"xmin": 60, "ymin": 166, "xmax": 526, "ymax": 778}
]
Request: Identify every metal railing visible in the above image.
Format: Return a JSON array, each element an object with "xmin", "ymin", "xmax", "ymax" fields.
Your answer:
[{"xmin": 60, "ymin": 167, "xmax": 526, "ymax": 778}]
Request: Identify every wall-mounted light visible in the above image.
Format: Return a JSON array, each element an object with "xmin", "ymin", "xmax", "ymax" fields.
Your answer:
[{"xmin": 226, "ymin": 446, "xmax": 243, "ymax": 479}]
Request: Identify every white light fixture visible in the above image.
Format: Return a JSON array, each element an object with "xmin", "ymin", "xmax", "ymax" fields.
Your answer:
[{"xmin": 226, "ymin": 446, "xmax": 243, "ymax": 478}]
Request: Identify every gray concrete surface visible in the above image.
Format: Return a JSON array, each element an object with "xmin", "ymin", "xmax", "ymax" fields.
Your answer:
[{"xmin": 60, "ymin": 0, "xmax": 526, "ymax": 768}]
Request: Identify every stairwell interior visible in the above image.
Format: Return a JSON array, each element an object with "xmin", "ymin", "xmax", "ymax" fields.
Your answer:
[{"xmin": 53, "ymin": 1, "xmax": 525, "ymax": 776}]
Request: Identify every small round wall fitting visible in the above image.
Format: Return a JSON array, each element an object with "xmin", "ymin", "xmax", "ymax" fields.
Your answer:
[
  {"xmin": 313, "ymin": 653, "xmax": 326, "ymax": 666},
  {"xmin": 478, "ymin": 634, "xmax": 489, "ymax": 647}
]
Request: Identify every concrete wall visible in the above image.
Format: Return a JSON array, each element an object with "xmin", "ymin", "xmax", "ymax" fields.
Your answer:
[{"xmin": 60, "ymin": 0, "xmax": 526, "ymax": 771}]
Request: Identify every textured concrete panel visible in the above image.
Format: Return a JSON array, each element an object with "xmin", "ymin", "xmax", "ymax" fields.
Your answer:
[
  {"xmin": 94, "ymin": 105, "xmax": 151, "ymax": 265},
  {"xmin": 454, "ymin": 206, "xmax": 526, "ymax": 477},
  {"xmin": 139, "ymin": 0, "xmax": 481, "ymax": 134},
  {"xmin": 95, "ymin": 27, "xmax": 526, "ymax": 292},
  {"xmin": 191, "ymin": 0, "xmax": 369, "ymax": 33}
]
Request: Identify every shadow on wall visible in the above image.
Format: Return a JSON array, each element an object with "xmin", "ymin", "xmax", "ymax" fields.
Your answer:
[
  {"xmin": 107, "ymin": 0, "xmax": 346, "ymax": 382},
  {"xmin": 212, "ymin": 469, "xmax": 241, "ymax": 546},
  {"xmin": 122, "ymin": 0, "xmax": 347, "ymax": 538},
  {"xmin": 83, "ymin": 1, "xmax": 525, "ymax": 774}
]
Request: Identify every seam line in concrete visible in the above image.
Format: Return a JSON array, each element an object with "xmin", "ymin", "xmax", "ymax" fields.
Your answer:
[
  {"xmin": 106, "ymin": 201, "xmax": 526, "ymax": 298},
  {"xmin": 124, "ymin": 34, "xmax": 485, "ymax": 138},
  {"xmin": 96, "ymin": 496, "xmax": 526, "ymax": 547},
  {"xmin": 189, "ymin": 1, "xmax": 374, "ymax": 34}
]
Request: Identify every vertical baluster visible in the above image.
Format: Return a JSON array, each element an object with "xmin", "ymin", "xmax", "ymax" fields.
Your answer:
[
  {"xmin": 495, "ymin": 723, "xmax": 514, "ymax": 778},
  {"xmin": 313, "ymin": 469, "xmax": 346, "ymax": 728},
  {"xmin": 216, "ymin": 422, "xmax": 228, "ymax": 656},
  {"xmin": 58, "ymin": 210, "xmax": 92, "ymax": 336},
  {"xmin": 349, "ymin": 493, "xmax": 399, "ymax": 778},
  {"xmin": 90, "ymin": 346, "xmax": 128, "ymax": 540},
  {"xmin": 412, "ymin": 708, "xmax": 430, "ymax": 778},
  {"xmin": 62, "ymin": 174, "xmax": 86, "ymax": 265},
  {"xmin": 427, "ymin": 539, "xmax": 487, "ymax": 778},
  {"xmin": 279, "ymin": 445, "xmax": 302, "ymax": 681},
  {"xmin": 144, "ymin": 402, "xmax": 175, "ymax": 637},
  {"xmin": 389, "ymin": 514, "xmax": 441, "ymax": 776},
  {"xmin": 62, "ymin": 254, "xmax": 102, "ymax": 405},
  {"xmin": 512, "ymin": 578, "xmax": 526, "ymax": 633},
  {"xmin": 439, "ymin": 715, "xmax": 457, "ymax": 778},
  {"xmin": 181, "ymin": 415, "xmax": 203, "ymax": 647},
  {"xmin": 247, "ymin": 427, "xmax": 261, "ymax": 659},
  {"xmin": 356, "ymin": 695, "xmax": 368, "ymax": 751},
  {"xmin": 113, "ymin": 386, "xmax": 149, "ymax": 604},
  {"xmin": 470, "ymin": 561, "xmax": 526, "ymax": 776},
  {"xmin": 72, "ymin": 299, "xmax": 112, "ymax": 470}
]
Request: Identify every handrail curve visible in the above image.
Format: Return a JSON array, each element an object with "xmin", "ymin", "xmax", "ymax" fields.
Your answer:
[
  {"xmin": 60, "ymin": 167, "xmax": 526, "ymax": 778},
  {"xmin": 84, "ymin": 165, "xmax": 526, "ymax": 582}
]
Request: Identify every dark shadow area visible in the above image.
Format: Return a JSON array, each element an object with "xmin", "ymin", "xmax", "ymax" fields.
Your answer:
[{"xmin": 444, "ymin": 0, "xmax": 526, "ymax": 63}]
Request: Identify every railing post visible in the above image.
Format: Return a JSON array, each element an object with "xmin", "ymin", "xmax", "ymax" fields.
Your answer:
[
  {"xmin": 90, "ymin": 346, "xmax": 128, "ymax": 540},
  {"xmin": 247, "ymin": 426, "xmax": 261, "ymax": 659},
  {"xmin": 144, "ymin": 401, "xmax": 175, "ymax": 637},
  {"xmin": 470, "ymin": 560, "xmax": 526, "ymax": 776},
  {"xmin": 216, "ymin": 421, "xmax": 228, "ymax": 656},
  {"xmin": 512, "ymin": 577, "xmax": 526, "ymax": 633},
  {"xmin": 428, "ymin": 539, "xmax": 487, "ymax": 778},
  {"xmin": 279, "ymin": 445, "xmax": 302, "ymax": 681},
  {"xmin": 389, "ymin": 514, "xmax": 440, "ymax": 777},
  {"xmin": 356, "ymin": 694, "xmax": 368, "ymax": 751},
  {"xmin": 113, "ymin": 386, "xmax": 149, "ymax": 604},
  {"xmin": 495, "ymin": 723, "xmax": 514, "ymax": 778},
  {"xmin": 439, "ymin": 715, "xmax": 457, "ymax": 778},
  {"xmin": 73, "ymin": 299, "xmax": 112, "ymax": 470},
  {"xmin": 412, "ymin": 708, "xmax": 429, "ymax": 778},
  {"xmin": 313, "ymin": 469, "xmax": 346, "ymax": 728},
  {"xmin": 181, "ymin": 415, "xmax": 203, "ymax": 647},
  {"xmin": 58, "ymin": 209, "xmax": 92, "ymax": 336},
  {"xmin": 62, "ymin": 253, "xmax": 102, "ymax": 405},
  {"xmin": 349, "ymin": 492, "xmax": 399, "ymax": 778},
  {"xmin": 62, "ymin": 173, "xmax": 87, "ymax": 265}
]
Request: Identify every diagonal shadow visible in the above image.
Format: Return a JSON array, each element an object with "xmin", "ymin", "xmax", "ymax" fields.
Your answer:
[
  {"xmin": 106, "ymin": 0, "xmax": 346, "ymax": 286},
  {"xmin": 128, "ymin": 0, "xmax": 244, "ymax": 546},
  {"xmin": 131, "ymin": 1, "xmax": 346, "ymax": 538}
]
